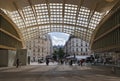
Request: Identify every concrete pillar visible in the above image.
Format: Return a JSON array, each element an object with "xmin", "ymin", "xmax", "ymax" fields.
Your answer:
[{"xmin": 16, "ymin": 49, "xmax": 27, "ymax": 65}]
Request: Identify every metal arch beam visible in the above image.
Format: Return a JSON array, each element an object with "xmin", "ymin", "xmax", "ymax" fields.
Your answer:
[
  {"xmin": 45, "ymin": 0, "xmax": 51, "ymax": 32},
  {"xmin": 75, "ymin": 0, "xmax": 87, "ymax": 41},
  {"xmin": 28, "ymin": 0, "xmax": 37, "ymax": 22},
  {"xmin": 62, "ymin": 0, "xmax": 66, "ymax": 32},
  {"xmin": 24, "ymin": 27, "xmax": 91, "ymax": 40},
  {"xmin": 27, "ymin": 31, "xmax": 90, "ymax": 43},
  {"xmin": 74, "ymin": 0, "xmax": 84, "ymax": 35},
  {"xmin": 85, "ymin": 2, "xmax": 99, "ymax": 42},
  {"xmin": 0, "ymin": 11, "xmax": 24, "ymax": 39},
  {"xmin": 76, "ymin": 35, "xmax": 91, "ymax": 41},
  {"xmin": 12, "ymin": 1, "xmax": 94, "ymax": 41},
  {"xmin": 21, "ymin": 5, "xmax": 39, "ymax": 39},
  {"xmin": 0, "ymin": 28, "xmax": 22, "ymax": 42},
  {"xmin": 77, "ymin": 31, "xmax": 91, "ymax": 37},
  {"xmin": 62, "ymin": 28, "xmax": 91, "ymax": 36},
  {"xmin": 74, "ymin": 29, "xmax": 92, "ymax": 35},
  {"xmin": 28, "ymin": 0, "xmax": 40, "ymax": 38},
  {"xmin": 12, "ymin": 2, "xmax": 25, "ymax": 21},
  {"xmin": 0, "ymin": 45, "xmax": 16, "ymax": 50},
  {"xmin": 28, "ymin": 31, "xmax": 80, "ymax": 40},
  {"xmin": 19, "ymin": 23, "xmax": 94, "ymax": 39},
  {"xmin": 70, "ymin": 0, "xmax": 93, "ymax": 40},
  {"xmin": 19, "ymin": 23, "xmax": 94, "ymax": 30},
  {"xmin": 31, "ymin": 28, "xmax": 89, "ymax": 36},
  {"xmin": 19, "ymin": 22, "xmax": 93, "ymax": 40},
  {"xmin": 28, "ymin": 33, "xmax": 45, "ymax": 40},
  {"xmin": 27, "ymin": 29, "xmax": 38, "ymax": 35},
  {"xmin": 23, "ymin": 31, "xmax": 84, "ymax": 40},
  {"xmin": 21, "ymin": 9, "xmax": 32, "ymax": 39},
  {"xmin": 75, "ymin": 30, "xmax": 91, "ymax": 42},
  {"xmin": 12, "ymin": 2, "xmax": 29, "ymax": 39}
]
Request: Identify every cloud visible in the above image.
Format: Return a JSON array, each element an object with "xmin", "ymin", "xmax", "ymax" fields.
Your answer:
[
  {"xmin": 49, "ymin": 32, "xmax": 70, "ymax": 45},
  {"xmin": 52, "ymin": 36, "xmax": 66, "ymax": 45},
  {"xmin": 52, "ymin": 40, "xmax": 64, "ymax": 45},
  {"xmin": 52, "ymin": 36, "xmax": 65, "ymax": 41}
]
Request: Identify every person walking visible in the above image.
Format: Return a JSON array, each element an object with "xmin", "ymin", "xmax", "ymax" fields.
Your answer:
[
  {"xmin": 16, "ymin": 58, "xmax": 19, "ymax": 68},
  {"xmin": 77, "ymin": 60, "xmax": 80, "ymax": 66},
  {"xmin": 69, "ymin": 60, "xmax": 73, "ymax": 66},
  {"xmin": 46, "ymin": 58, "xmax": 49, "ymax": 66},
  {"xmin": 80, "ymin": 59, "xmax": 84, "ymax": 66}
]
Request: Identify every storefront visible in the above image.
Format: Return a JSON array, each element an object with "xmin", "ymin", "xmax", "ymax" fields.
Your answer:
[{"xmin": 94, "ymin": 52, "xmax": 120, "ymax": 67}]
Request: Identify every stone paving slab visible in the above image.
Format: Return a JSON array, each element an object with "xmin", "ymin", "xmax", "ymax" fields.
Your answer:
[{"xmin": 0, "ymin": 65, "xmax": 120, "ymax": 81}]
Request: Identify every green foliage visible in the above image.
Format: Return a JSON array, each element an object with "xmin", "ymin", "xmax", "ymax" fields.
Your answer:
[
  {"xmin": 58, "ymin": 48, "xmax": 65, "ymax": 59},
  {"xmin": 53, "ymin": 51, "xmax": 57, "ymax": 61},
  {"xmin": 53, "ymin": 47, "xmax": 65, "ymax": 60}
]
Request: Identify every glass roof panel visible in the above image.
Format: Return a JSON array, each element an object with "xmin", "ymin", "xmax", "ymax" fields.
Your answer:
[
  {"xmin": 50, "ymin": 3, "xmax": 63, "ymax": 23},
  {"xmin": 5, "ymin": 2, "xmax": 104, "ymax": 41}
]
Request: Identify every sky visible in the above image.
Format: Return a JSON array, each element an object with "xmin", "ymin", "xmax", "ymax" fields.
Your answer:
[{"xmin": 48, "ymin": 32, "xmax": 70, "ymax": 46}]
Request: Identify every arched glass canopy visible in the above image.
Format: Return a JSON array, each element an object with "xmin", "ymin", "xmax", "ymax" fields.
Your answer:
[{"xmin": 0, "ymin": 0, "xmax": 118, "ymax": 42}]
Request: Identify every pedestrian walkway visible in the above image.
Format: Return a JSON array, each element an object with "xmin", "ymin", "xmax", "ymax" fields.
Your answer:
[
  {"xmin": 0, "ymin": 64, "xmax": 120, "ymax": 81},
  {"xmin": 30, "ymin": 62, "xmax": 58, "ymax": 66}
]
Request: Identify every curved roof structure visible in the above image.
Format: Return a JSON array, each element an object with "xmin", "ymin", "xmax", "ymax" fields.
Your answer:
[
  {"xmin": 0, "ymin": 11, "xmax": 23, "ymax": 50},
  {"xmin": 0, "ymin": 0, "xmax": 119, "ymax": 42}
]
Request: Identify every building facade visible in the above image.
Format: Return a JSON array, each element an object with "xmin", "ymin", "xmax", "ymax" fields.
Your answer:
[
  {"xmin": 26, "ymin": 34, "xmax": 53, "ymax": 62},
  {"xmin": 64, "ymin": 36, "xmax": 90, "ymax": 56}
]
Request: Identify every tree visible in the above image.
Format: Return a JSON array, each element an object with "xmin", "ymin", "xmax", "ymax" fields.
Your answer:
[
  {"xmin": 53, "ymin": 50, "xmax": 57, "ymax": 61},
  {"xmin": 52, "ymin": 47, "xmax": 65, "ymax": 60},
  {"xmin": 58, "ymin": 48, "xmax": 65, "ymax": 59}
]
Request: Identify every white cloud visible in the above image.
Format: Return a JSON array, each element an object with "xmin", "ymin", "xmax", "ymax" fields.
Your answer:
[
  {"xmin": 52, "ymin": 36, "xmax": 66, "ymax": 45},
  {"xmin": 49, "ymin": 32, "xmax": 70, "ymax": 46},
  {"xmin": 52, "ymin": 36, "xmax": 65, "ymax": 41},
  {"xmin": 49, "ymin": 32, "xmax": 69, "ymax": 45}
]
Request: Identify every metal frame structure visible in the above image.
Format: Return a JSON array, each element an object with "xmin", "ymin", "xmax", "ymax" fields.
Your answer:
[
  {"xmin": 90, "ymin": 1, "xmax": 120, "ymax": 52},
  {"xmin": 0, "ymin": 0, "xmax": 118, "ymax": 43},
  {"xmin": 0, "ymin": 10, "xmax": 24, "ymax": 50}
]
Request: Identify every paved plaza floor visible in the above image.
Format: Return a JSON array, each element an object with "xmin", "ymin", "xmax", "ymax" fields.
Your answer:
[{"xmin": 0, "ymin": 63, "xmax": 120, "ymax": 81}]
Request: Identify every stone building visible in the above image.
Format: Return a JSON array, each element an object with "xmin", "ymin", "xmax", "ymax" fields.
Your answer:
[
  {"xmin": 64, "ymin": 36, "xmax": 90, "ymax": 56},
  {"xmin": 26, "ymin": 35, "xmax": 53, "ymax": 62}
]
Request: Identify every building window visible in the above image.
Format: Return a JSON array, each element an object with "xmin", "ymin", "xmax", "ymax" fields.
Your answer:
[
  {"xmin": 76, "ymin": 48, "xmax": 78, "ymax": 52},
  {"xmin": 33, "ymin": 49, "xmax": 35, "ymax": 52},
  {"xmin": 38, "ymin": 48, "xmax": 40, "ymax": 52},
  {"xmin": 81, "ymin": 48, "xmax": 83, "ymax": 52},
  {"xmin": 76, "ymin": 43, "xmax": 78, "ymax": 46},
  {"xmin": 72, "ymin": 49, "xmax": 74, "ymax": 52},
  {"xmin": 81, "ymin": 43, "xmax": 83, "ymax": 46},
  {"xmin": 86, "ymin": 48, "xmax": 87, "ymax": 52},
  {"xmin": 86, "ymin": 43, "xmax": 87, "ymax": 46},
  {"xmin": 76, "ymin": 39, "xmax": 78, "ymax": 43},
  {"xmin": 72, "ymin": 43, "xmax": 74, "ymax": 47},
  {"xmin": 81, "ymin": 53, "xmax": 82, "ymax": 55}
]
